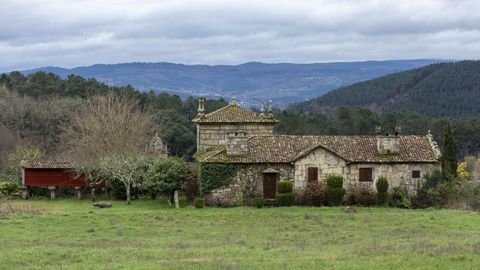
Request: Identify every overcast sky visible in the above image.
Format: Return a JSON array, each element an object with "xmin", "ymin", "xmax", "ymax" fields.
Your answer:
[{"xmin": 1, "ymin": 0, "xmax": 480, "ymax": 72}]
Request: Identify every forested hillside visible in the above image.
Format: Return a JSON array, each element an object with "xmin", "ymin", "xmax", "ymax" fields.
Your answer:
[
  {"xmin": 22, "ymin": 59, "xmax": 439, "ymax": 106},
  {"xmin": 294, "ymin": 61, "xmax": 480, "ymax": 117},
  {"xmin": 2, "ymin": 70, "xmax": 480, "ymax": 176},
  {"xmin": 0, "ymin": 71, "xmax": 227, "ymax": 169}
]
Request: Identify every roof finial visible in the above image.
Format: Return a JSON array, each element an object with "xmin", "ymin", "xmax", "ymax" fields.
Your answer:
[
  {"xmin": 394, "ymin": 126, "xmax": 402, "ymax": 136},
  {"xmin": 230, "ymin": 93, "xmax": 238, "ymax": 105},
  {"xmin": 197, "ymin": 97, "xmax": 205, "ymax": 117},
  {"xmin": 268, "ymin": 98, "xmax": 273, "ymax": 117},
  {"xmin": 260, "ymin": 99, "xmax": 265, "ymax": 116}
]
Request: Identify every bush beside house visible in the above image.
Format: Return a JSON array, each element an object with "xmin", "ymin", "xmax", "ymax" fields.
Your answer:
[{"xmin": 276, "ymin": 180, "xmax": 295, "ymax": 206}]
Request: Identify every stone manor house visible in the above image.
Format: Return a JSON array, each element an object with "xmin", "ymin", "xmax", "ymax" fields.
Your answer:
[{"xmin": 194, "ymin": 97, "xmax": 442, "ymax": 206}]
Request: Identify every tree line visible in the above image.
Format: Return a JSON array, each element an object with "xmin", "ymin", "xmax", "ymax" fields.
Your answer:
[{"xmin": 1, "ymin": 70, "xmax": 480, "ymax": 181}]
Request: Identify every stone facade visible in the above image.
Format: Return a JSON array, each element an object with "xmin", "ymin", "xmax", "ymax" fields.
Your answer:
[
  {"xmin": 196, "ymin": 123, "xmax": 275, "ymax": 150},
  {"xmin": 294, "ymin": 147, "xmax": 440, "ymax": 196},
  {"xmin": 205, "ymin": 163, "xmax": 294, "ymax": 206}
]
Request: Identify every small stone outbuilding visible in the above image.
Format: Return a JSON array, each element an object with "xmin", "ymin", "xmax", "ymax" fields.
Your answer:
[{"xmin": 194, "ymin": 98, "xmax": 442, "ymax": 206}]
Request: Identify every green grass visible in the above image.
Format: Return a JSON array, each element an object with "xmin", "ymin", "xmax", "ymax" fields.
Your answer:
[{"xmin": 1, "ymin": 199, "xmax": 480, "ymax": 269}]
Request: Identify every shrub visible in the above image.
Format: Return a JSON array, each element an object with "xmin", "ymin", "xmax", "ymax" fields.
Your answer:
[
  {"xmin": 0, "ymin": 182, "xmax": 20, "ymax": 196},
  {"xmin": 346, "ymin": 192, "xmax": 357, "ymax": 206},
  {"xmin": 376, "ymin": 177, "xmax": 389, "ymax": 193},
  {"xmin": 199, "ymin": 164, "xmax": 240, "ymax": 193},
  {"xmin": 326, "ymin": 175, "xmax": 343, "ymax": 189},
  {"xmin": 355, "ymin": 188, "xmax": 377, "ymax": 206},
  {"xmin": 389, "ymin": 187, "xmax": 410, "ymax": 208},
  {"xmin": 376, "ymin": 176, "xmax": 389, "ymax": 205},
  {"xmin": 326, "ymin": 175, "xmax": 345, "ymax": 206},
  {"xmin": 253, "ymin": 196, "xmax": 265, "ymax": 208},
  {"xmin": 28, "ymin": 186, "xmax": 49, "ymax": 197},
  {"xmin": 181, "ymin": 172, "xmax": 199, "ymax": 202},
  {"xmin": 277, "ymin": 180, "xmax": 293, "ymax": 194},
  {"xmin": 411, "ymin": 170, "xmax": 457, "ymax": 209},
  {"xmin": 110, "ymin": 180, "xmax": 127, "ymax": 200},
  {"xmin": 276, "ymin": 193, "xmax": 295, "ymax": 207},
  {"xmin": 194, "ymin": 197, "xmax": 205, "ymax": 208},
  {"xmin": 302, "ymin": 181, "xmax": 326, "ymax": 206}
]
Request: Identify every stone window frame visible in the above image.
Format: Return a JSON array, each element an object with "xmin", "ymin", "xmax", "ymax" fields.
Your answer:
[
  {"xmin": 412, "ymin": 170, "xmax": 421, "ymax": 179},
  {"xmin": 358, "ymin": 167, "xmax": 373, "ymax": 182}
]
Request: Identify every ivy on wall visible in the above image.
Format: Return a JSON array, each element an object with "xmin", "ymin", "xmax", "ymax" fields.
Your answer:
[{"xmin": 199, "ymin": 163, "xmax": 243, "ymax": 194}]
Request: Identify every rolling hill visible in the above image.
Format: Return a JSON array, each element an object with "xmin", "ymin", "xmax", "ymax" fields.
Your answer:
[
  {"xmin": 22, "ymin": 59, "xmax": 440, "ymax": 106},
  {"xmin": 292, "ymin": 60, "xmax": 480, "ymax": 117}
]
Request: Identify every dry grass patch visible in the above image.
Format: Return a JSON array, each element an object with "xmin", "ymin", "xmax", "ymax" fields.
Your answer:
[{"xmin": 0, "ymin": 200, "xmax": 47, "ymax": 215}]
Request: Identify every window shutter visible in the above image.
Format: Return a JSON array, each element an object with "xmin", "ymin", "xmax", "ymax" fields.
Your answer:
[
  {"xmin": 359, "ymin": 168, "xmax": 373, "ymax": 182},
  {"xmin": 307, "ymin": 167, "xmax": 318, "ymax": 183}
]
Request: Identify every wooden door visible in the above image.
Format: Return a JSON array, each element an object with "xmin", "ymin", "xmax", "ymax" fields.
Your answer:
[{"xmin": 263, "ymin": 173, "xmax": 277, "ymax": 199}]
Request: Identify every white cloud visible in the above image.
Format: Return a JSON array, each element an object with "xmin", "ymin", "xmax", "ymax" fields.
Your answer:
[{"xmin": 1, "ymin": 0, "xmax": 480, "ymax": 71}]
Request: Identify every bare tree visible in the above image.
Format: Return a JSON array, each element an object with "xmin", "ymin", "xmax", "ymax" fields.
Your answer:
[{"xmin": 63, "ymin": 93, "xmax": 154, "ymax": 202}]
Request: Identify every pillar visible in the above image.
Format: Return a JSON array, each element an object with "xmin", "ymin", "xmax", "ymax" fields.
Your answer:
[
  {"xmin": 48, "ymin": 186, "xmax": 56, "ymax": 200},
  {"xmin": 174, "ymin": 190, "xmax": 180, "ymax": 209},
  {"xmin": 75, "ymin": 186, "xmax": 83, "ymax": 199},
  {"xmin": 21, "ymin": 187, "xmax": 29, "ymax": 200}
]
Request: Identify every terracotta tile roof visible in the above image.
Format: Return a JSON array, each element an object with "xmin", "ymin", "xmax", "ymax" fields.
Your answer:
[
  {"xmin": 199, "ymin": 135, "xmax": 439, "ymax": 164},
  {"xmin": 22, "ymin": 161, "xmax": 75, "ymax": 169},
  {"xmin": 192, "ymin": 104, "xmax": 278, "ymax": 123}
]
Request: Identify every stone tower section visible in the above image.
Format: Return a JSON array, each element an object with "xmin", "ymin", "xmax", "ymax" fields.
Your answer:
[{"xmin": 192, "ymin": 98, "xmax": 278, "ymax": 151}]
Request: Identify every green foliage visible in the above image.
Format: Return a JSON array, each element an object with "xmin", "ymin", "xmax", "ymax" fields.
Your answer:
[
  {"xmin": 412, "ymin": 170, "xmax": 457, "ymax": 208},
  {"xmin": 354, "ymin": 188, "xmax": 377, "ymax": 206},
  {"xmin": 0, "ymin": 182, "xmax": 20, "ymax": 195},
  {"xmin": 389, "ymin": 187, "xmax": 410, "ymax": 208},
  {"xmin": 442, "ymin": 124, "xmax": 458, "ymax": 177},
  {"xmin": 181, "ymin": 170, "xmax": 199, "ymax": 203},
  {"xmin": 298, "ymin": 182, "xmax": 325, "ymax": 206},
  {"xmin": 326, "ymin": 175, "xmax": 344, "ymax": 189},
  {"xmin": 376, "ymin": 177, "xmax": 389, "ymax": 194},
  {"xmin": 194, "ymin": 197, "xmax": 205, "ymax": 208},
  {"xmin": 99, "ymin": 155, "xmax": 148, "ymax": 204},
  {"xmin": 326, "ymin": 175, "xmax": 345, "ymax": 206},
  {"xmin": 277, "ymin": 180, "xmax": 293, "ymax": 194},
  {"xmin": 252, "ymin": 197, "xmax": 265, "ymax": 208},
  {"xmin": 3, "ymin": 146, "xmax": 43, "ymax": 184},
  {"xmin": 376, "ymin": 176, "xmax": 389, "ymax": 205},
  {"xmin": 144, "ymin": 157, "xmax": 189, "ymax": 197},
  {"xmin": 294, "ymin": 61, "xmax": 480, "ymax": 118},
  {"xmin": 275, "ymin": 193, "xmax": 295, "ymax": 207},
  {"xmin": 110, "ymin": 180, "xmax": 127, "ymax": 200},
  {"xmin": 199, "ymin": 163, "xmax": 240, "ymax": 194},
  {"xmin": 457, "ymin": 183, "xmax": 480, "ymax": 211}
]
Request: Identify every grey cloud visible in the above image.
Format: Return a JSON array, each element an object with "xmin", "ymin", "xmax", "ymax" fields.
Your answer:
[{"xmin": 1, "ymin": 0, "xmax": 480, "ymax": 72}]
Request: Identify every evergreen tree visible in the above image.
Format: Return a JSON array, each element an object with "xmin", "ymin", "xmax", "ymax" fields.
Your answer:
[{"xmin": 441, "ymin": 124, "xmax": 458, "ymax": 177}]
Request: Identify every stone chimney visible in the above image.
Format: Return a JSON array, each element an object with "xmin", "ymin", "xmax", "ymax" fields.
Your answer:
[
  {"xmin": 226, "ymin": 131, "xmax": 249, "ymax": 156},
  {"xmin": 377, "ymin": 127, "xmax": 400, "ymax": 154}
]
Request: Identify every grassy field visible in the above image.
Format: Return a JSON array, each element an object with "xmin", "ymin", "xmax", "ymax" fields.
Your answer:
[{"xmin": 0, "ymin": 199, "xmax": 479, "ymax": 270}]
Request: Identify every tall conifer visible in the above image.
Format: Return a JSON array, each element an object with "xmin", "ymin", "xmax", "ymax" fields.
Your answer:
[{"xmin": 441, "ymin": 123, "xmax": 458, "ymax": 177}]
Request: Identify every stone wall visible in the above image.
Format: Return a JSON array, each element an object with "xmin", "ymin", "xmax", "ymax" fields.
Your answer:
[
  {"xmin": 196, "ymin": 123, "xmax": 275, "ymax": 150},
  {"xmin": 205, "ymin": 163, "xmax": 294, "ymax": 206},
  {"xmin": 294, "ymin": 147, "xmax": 440, "ymax": 196}
]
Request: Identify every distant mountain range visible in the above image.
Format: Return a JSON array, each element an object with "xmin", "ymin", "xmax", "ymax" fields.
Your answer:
[
  {"xmin": 291, "ymin": 60, "xmax": 480, "ymax": 118},
  {"xmin": 22, "ymin": 59, "xmax": 442, "ymax": 106}
]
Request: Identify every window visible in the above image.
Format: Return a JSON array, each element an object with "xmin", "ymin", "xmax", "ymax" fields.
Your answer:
[
  {"xmin": 412, "ymin": 170, "xmax": 421, "ymax": 179},
  {"xmin": 307, "ymin": 167, "xmax": 318, "ymax": 183},
  {"xmin": 359, "ymin": 168, "xmax": 373, "ymax": 182}
]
